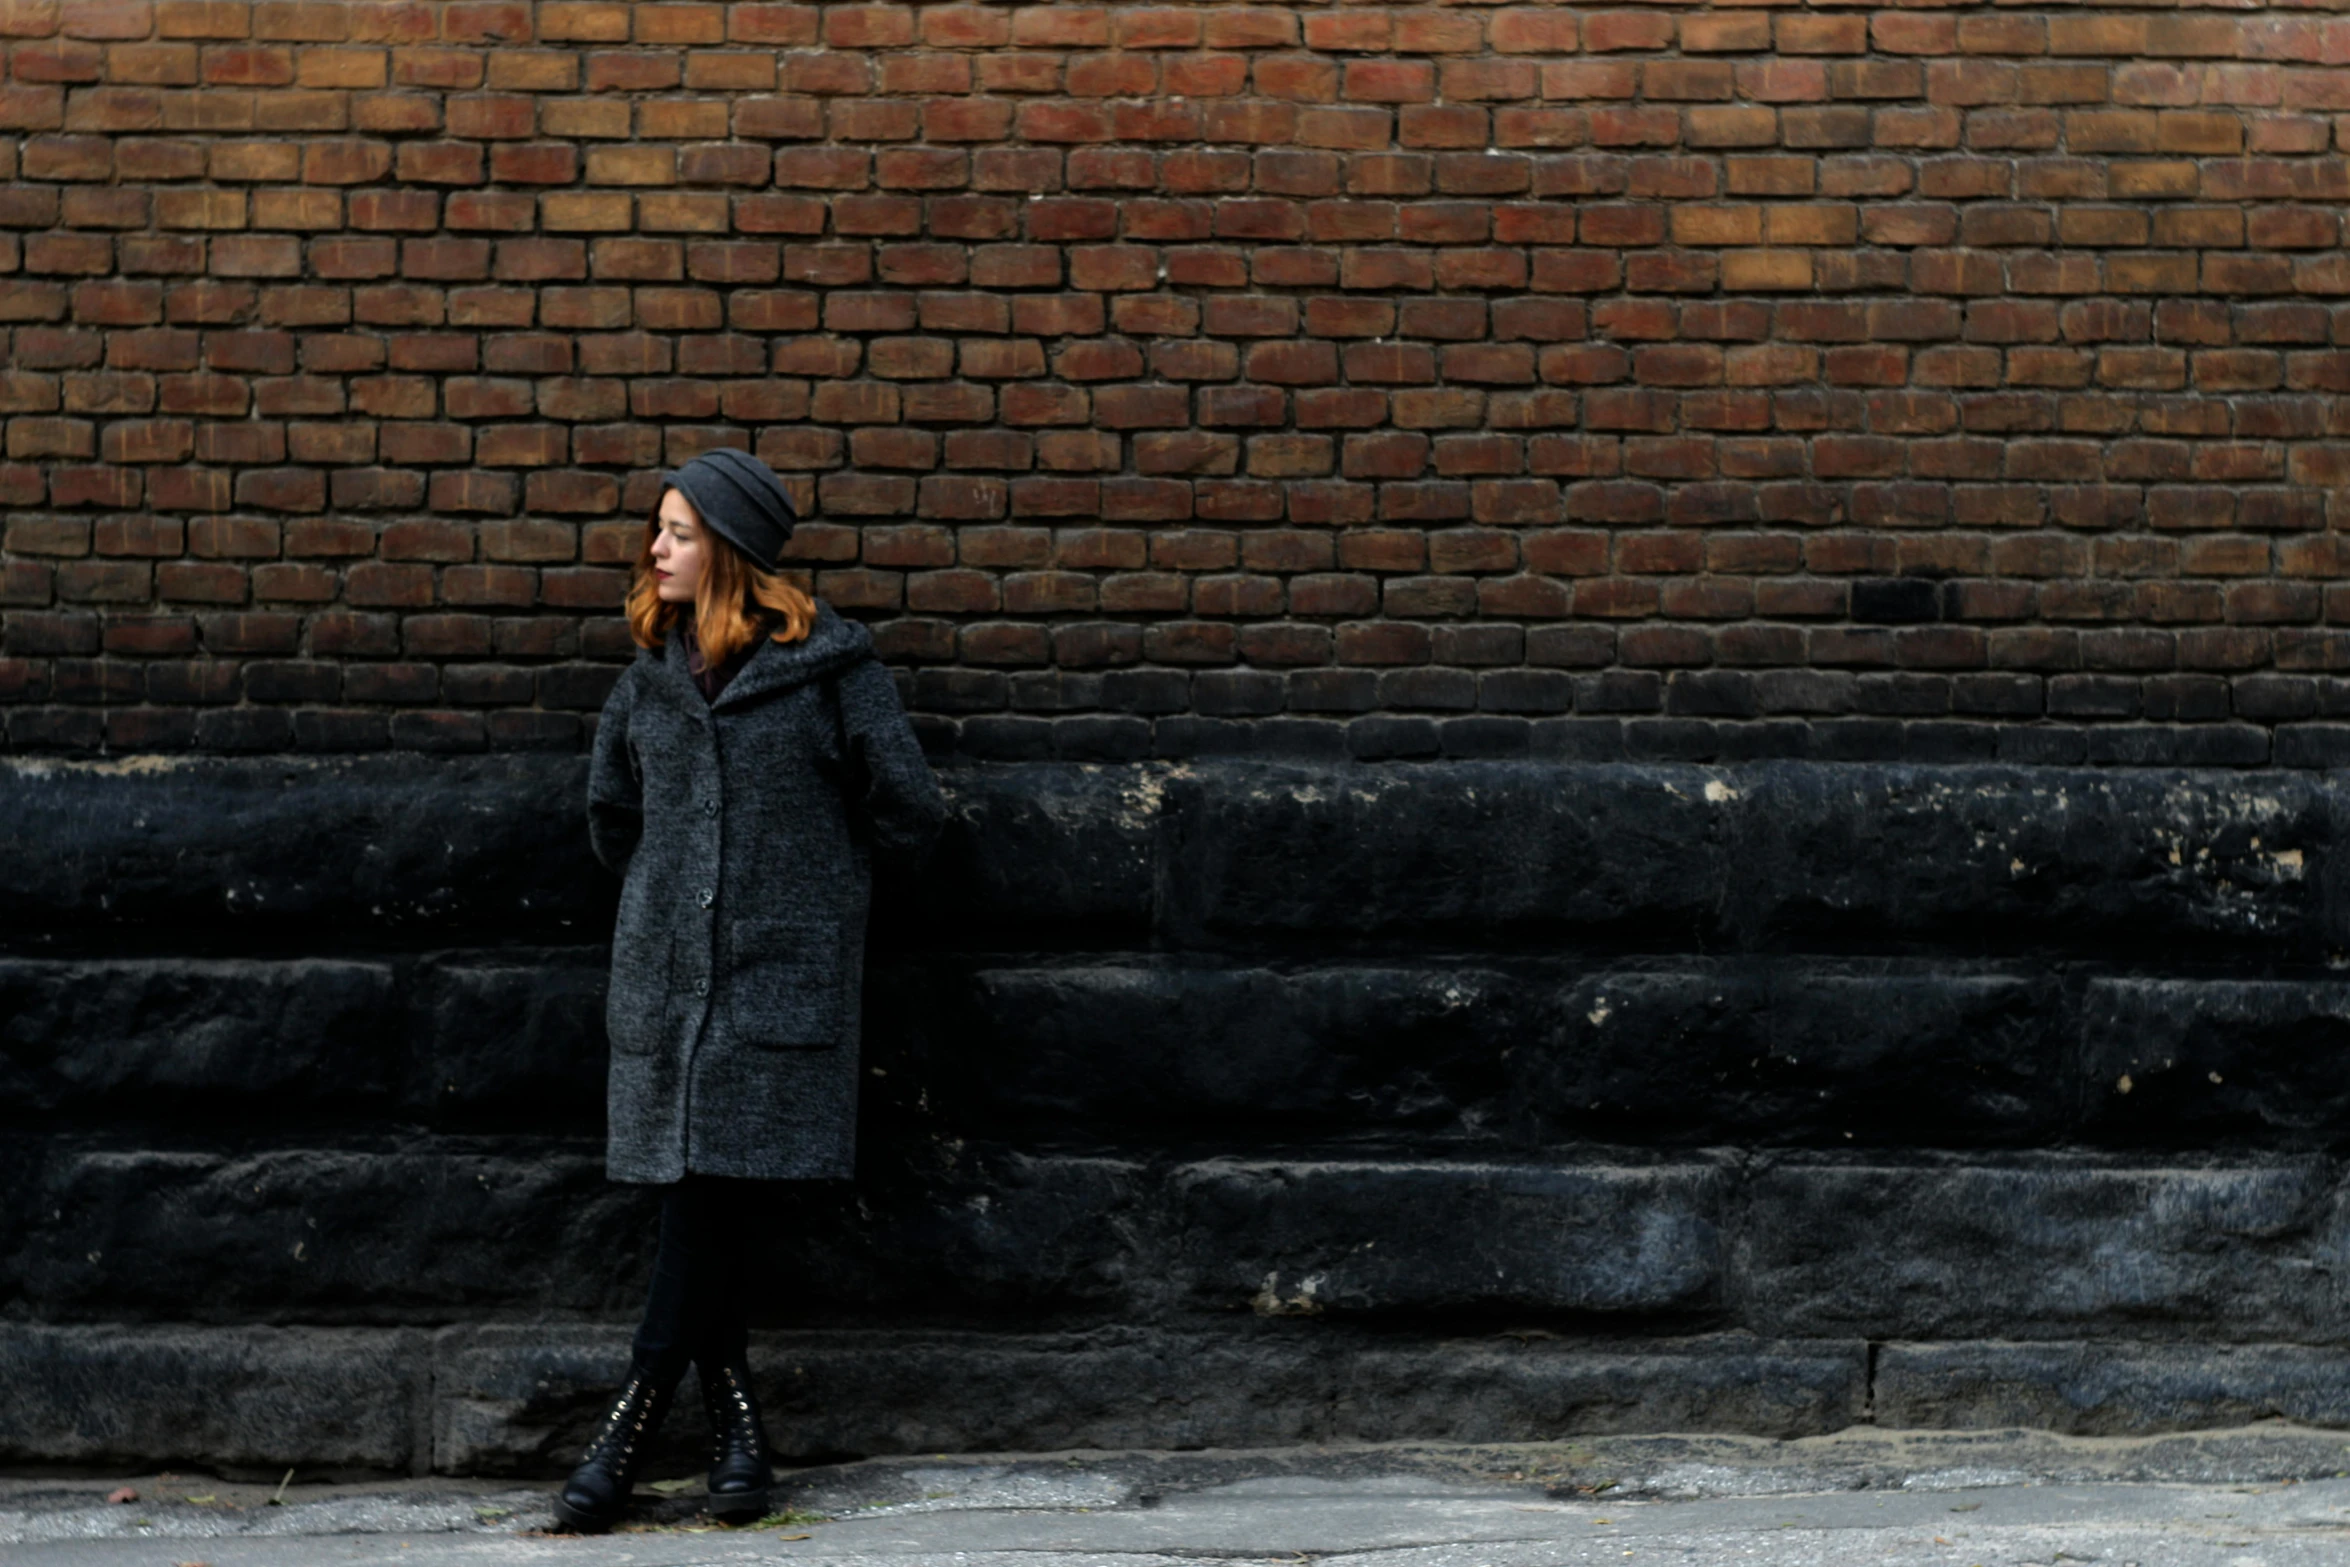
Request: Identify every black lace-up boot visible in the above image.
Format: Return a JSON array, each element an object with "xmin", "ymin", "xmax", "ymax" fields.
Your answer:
[
  {"xmin": 699, "ymin": 1360, "xmax": 774, "ymax": 1521},
  {"xmin": 553, "ymin": 1370, "xmax": 675, "ymax": 1532}
]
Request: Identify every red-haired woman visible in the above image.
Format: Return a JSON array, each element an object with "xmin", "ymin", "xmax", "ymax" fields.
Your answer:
[{"xmin": 560, "ymin": 448, "xmax": 946, "ymax": 1531}]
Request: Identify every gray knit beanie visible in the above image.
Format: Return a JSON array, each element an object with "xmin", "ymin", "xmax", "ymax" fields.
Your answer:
[{"xmin": 660, "ymin": 449, "xmax": 796, "ymax": 572}]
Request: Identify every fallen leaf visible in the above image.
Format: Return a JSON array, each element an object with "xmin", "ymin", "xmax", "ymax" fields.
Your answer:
[
  {"xmin": 107, "ymin": 1487, "xmax": 138, "ymax": 1505},
  {"xmin": 768, "ymin": 1534, "xmax": 810, "ymax": 1542},
  {"xmin": 645, "ymin": 1478, "xmax": 699, "ymax": 1495},
  {"xmin": 184, "ymin": 1495, "xmax": 217, "ymax": 1506}
]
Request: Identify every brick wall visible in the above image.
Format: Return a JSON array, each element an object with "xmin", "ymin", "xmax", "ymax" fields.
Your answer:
[{"xmin": 6, "ymin": 0, "xmax": 2350, "ymax": 762}]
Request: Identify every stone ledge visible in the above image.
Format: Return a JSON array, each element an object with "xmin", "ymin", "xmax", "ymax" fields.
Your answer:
[
  {"xmin": 0, "ymin": 1323, "xmax": 428, "ymax": 1474},
  {"xmin": 1878, "ymin": 1341, "xmax": 2350, "ymax": 1436},
  {"xmin": 0, "ymin": 755, "xmax": 605, "ymax": 944},
  {"xmin": 0, "ymin": 1322, "xmax": 1873, "ymax": 1473},
  {"xmin": 24, "ymin": 954, "xmax": 2350, "ymax": 1151},
  {"xmin": 888, "ymin": 957, "xmax": 2069, "ymax": 1148},
  {"xmin": 18, "ymin": 1148, "xmax": 2350, "ymax": 1340},
  {"xmin": 3, "ymin": 757, "xmax": 2337, "ymax": 958},
  {"xmin": 1737, "ymin": 1160, "xmax": 2350, "ymax": 1341},
  {"xmin": 24, "ymin": 1323, "xmax": 2350, "ymax": 1474},
  {"xmin": 440, "ymin": 1325, "xmax": 1866, "ymax": 1471},
  {"xmin": 5, "ymin": 1146, "xmax": 1720, "ymax": 1324}
]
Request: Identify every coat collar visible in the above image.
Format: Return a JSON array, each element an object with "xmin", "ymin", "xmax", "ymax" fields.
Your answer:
[{"xmin": 648, "ymin": 603, "xmax": 874, "ymax": 717}]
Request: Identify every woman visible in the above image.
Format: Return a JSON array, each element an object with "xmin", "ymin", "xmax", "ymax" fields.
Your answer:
[{"xmin": 561, "ymin": 448, "xmax": 947, "ymax": 1531}]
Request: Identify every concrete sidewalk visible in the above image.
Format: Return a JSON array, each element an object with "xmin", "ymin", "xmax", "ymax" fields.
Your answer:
[{"xmin": 9, "ymin": 1427, "xmax": 2350, "ymax": 1567}]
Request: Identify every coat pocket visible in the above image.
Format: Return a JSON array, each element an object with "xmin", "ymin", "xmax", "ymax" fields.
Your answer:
[{"xmin": 726, "ymin": 918, "xmax": 843, "ymax": 1050}]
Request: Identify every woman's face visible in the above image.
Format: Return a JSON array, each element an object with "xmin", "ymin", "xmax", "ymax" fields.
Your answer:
[{"xmin": 650, "ymin": 489, "xmax": 707, "ymax": 604}]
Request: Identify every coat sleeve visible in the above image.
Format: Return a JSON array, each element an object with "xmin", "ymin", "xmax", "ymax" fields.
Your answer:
[
  {"xmin": 838, "ymin": 656, "xmax": 948, "ymax": 867},
  {"xmin": 586, "ymin": 669, "xmax": 644, "ymax": 877}
]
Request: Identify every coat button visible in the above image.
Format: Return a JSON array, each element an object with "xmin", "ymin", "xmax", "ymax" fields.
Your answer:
[
  {"xmin": 703, "ymin": 801, "xmax": 717, "ymax": 817},
  {"xmin": 694, "ymin": 978, "xmax": 709, "ymax": 997},
  {"xmin": 699, "ymin": 888, "xmax": 714, "ymax": 908}
]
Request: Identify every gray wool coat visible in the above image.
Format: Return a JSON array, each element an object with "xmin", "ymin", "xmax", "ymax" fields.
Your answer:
[{"xmin": 586, "ymin": 603, "xmax": 946, "ymax": 1184}]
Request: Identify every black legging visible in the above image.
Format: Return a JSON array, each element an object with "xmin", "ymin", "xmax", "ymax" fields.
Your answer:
[{"xmin": 630, "ymin": 1174, "xmax": 757, "ymax": 1386}]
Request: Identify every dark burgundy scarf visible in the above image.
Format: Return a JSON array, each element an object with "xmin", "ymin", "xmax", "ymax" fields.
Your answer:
[{"xmin": 675, "ymin": 618, "xmax": 766, "ymax": 703}]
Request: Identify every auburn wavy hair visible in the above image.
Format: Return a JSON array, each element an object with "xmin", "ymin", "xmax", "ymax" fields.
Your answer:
[{"xmin": 625, "ymin": 505, "xmax": 817, "ymax": 664}]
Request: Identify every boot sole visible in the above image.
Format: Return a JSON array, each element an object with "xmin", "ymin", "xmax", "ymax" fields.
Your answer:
[
  {"xmin": 708, "ymin": 1487, "xmax": 770, "ymax": 1522},
  {"xmin": 551, "ymin": 1491, "xmax": 626, "ymax": 1534}
]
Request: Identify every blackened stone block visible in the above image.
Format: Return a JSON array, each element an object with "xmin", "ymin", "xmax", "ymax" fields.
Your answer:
[
  {"xmin": 1730, "ymin": 765, "xmax": 2332, "ymax": 955},
  {"xmin": 1156, "ymin": 763, "xmax": 2340, "ymax": 958},
  {"xmin": 743, "ymin": 1151, "xmax": 1146, "ymax": 1322},
  {"xmin": 11, "ymin": 1144, "xmax": 648, "ymax": 1318},
  {"xmin": 1329, "ymin": 1335, "xmax": 1864, "ymax": 1442},
  {"xmin": 1171, "ymin": 1160, "xmax": 1723, "ymax": 1318},
  {"xmin": 433, "ymin": 1324, "xmax": 668, "ymax": 1477},
  {"xmin": 1876, "ymin": 1340, "xmax": 2350, "ymax": 1435},
  {"xmin": 409, "ymin": 949, "xmax": 611, "ymax": 1127},
  {"xmin": 876, "ymin": 958, "xmax": 2066, "ymax": 1151},
  {"xmin": 0, "ymin": 756, "xmax": 607, "ymax": 945},
  {"xmin": 873, "ymin": 962, "xmax": 1520, "ymax": 1142},
  {"xmin": 2080, "ymin": 978, "xmax": 2350, "ymax": 1148},
  {"xmin": 886, "ymin": 764, "xmax": 1158, "ymax": 946},
  {"xmin": 1519, "ymin": 963, "xmax": 2064, "ymax": 1147},
  {"xmin": 1738, "ymin": 1160, "xmax": 2350, "ymax": 1340},
  {"xmin": 433, "ymin": 1325, "xmax": 1864, "ymax": 1470},
  {"xmin": 1159, "ymin": 764, "xmax": 1740, "ymax": 952},
  {"xmin": 0, "ymin": 1323, "xmax": 425, "ymax": 1471},
  {"xmin": 0, "ymin": 958, "xmax": 398, "ymax": 1119},
  {"xmin": 9, "ymin": 1143, "xmax": 1142, "ymax": 1325}
]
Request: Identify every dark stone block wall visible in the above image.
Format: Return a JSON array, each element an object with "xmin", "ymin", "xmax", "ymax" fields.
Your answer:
[{"xmin": 8, "ymin": 752, "xmax": 2350, "ymax": 1473}]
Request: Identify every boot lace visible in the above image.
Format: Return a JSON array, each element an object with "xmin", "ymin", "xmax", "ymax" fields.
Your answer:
[
  {"xmin": 584, "ymin": 1374, "xmax": 660, "ymax": 1472},
  {"xmin": 705, "ymin": 1365, "xmax": 760, "ymax": 1463}
]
